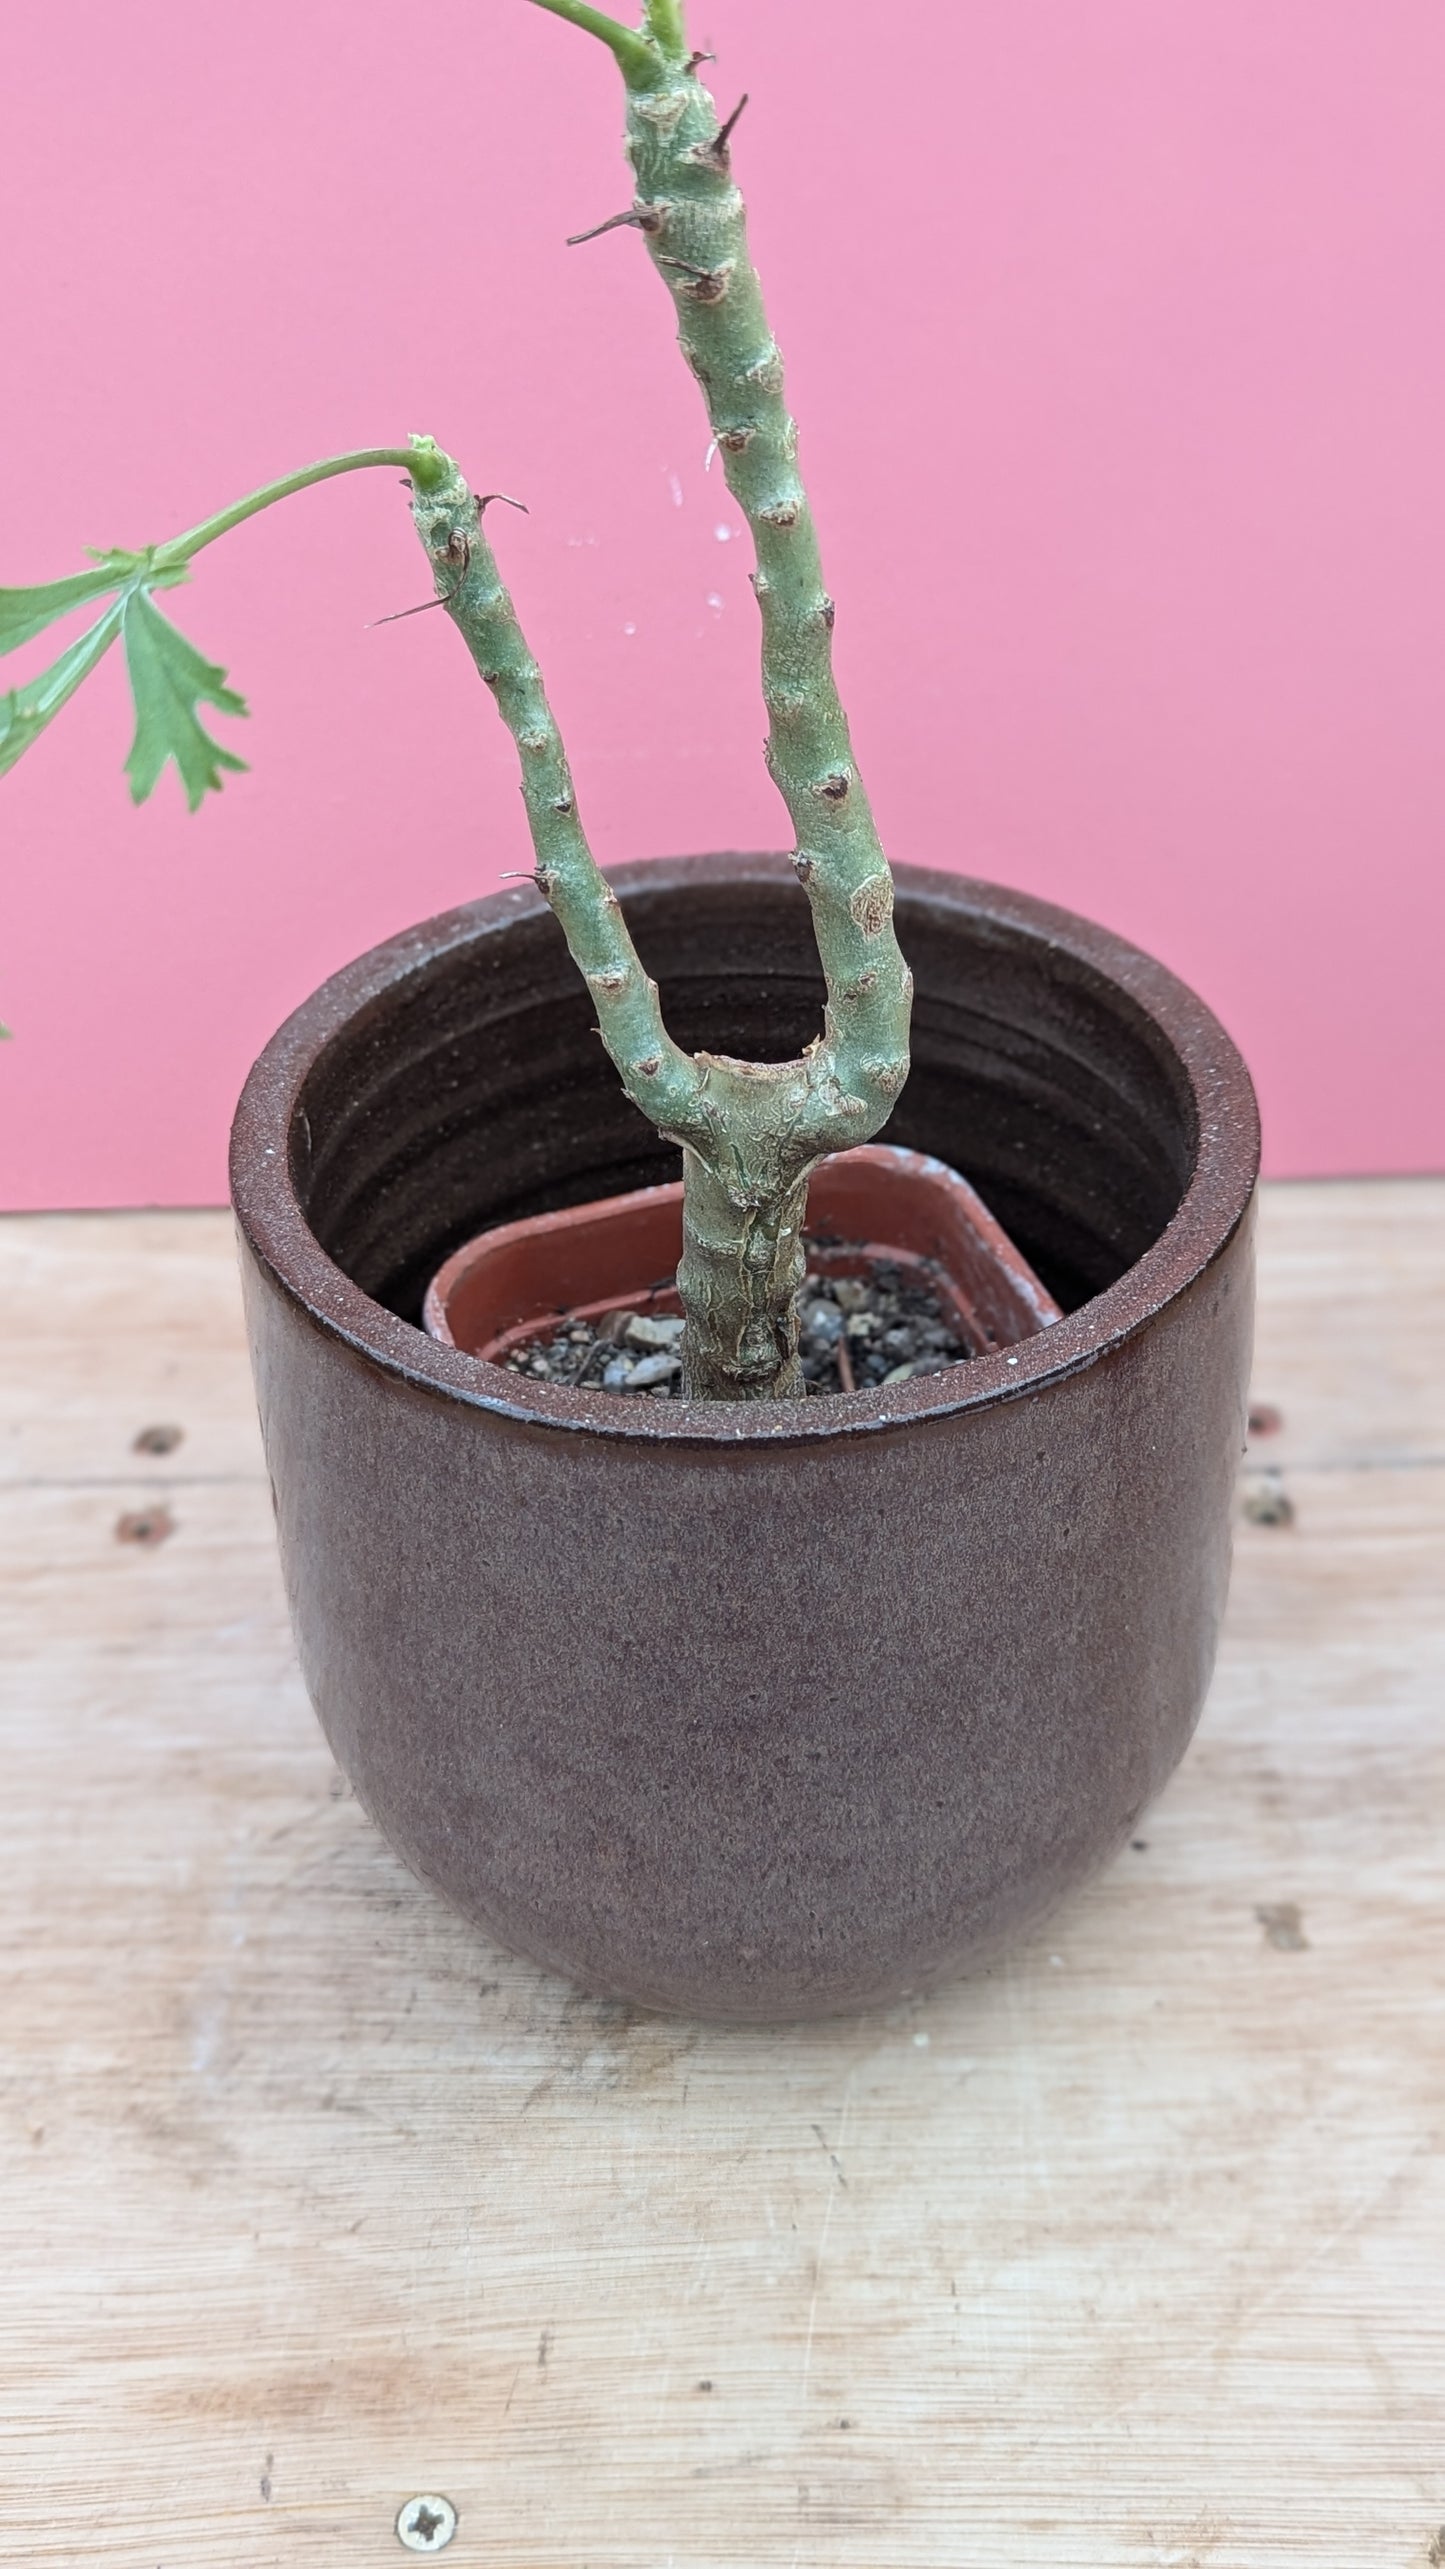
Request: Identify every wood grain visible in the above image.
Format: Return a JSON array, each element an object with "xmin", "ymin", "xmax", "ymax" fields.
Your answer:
[{"xmin": 1, "ymin": 1184, "xmax": 1441, "ymax": 2567}]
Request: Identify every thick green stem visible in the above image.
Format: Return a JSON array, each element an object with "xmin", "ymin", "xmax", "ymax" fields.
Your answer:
[
  {"xmin": 456, "ymin": 15, "xmax": 914, "ymax": 1400},
  {"xmin": 620, "ymin": 68, "xmax": 913, "ymax": 1142},
  {"xmin": 625, "ymin": 56, "xmax": 914, "ymax": 1394},
  {"xmin": 408, "ymin": 452, "xmax": 708, "ymax": 1147},
  {"xmin": 679, "ymin": 1147, "xmax": 807, "ymax": 1401}
]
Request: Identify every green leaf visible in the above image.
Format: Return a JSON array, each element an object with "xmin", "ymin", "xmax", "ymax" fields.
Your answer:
[
  {"xmin": 0, "ymin": 564, "xmax": 137, "ymax": 655},
  {"xmin": 0, "ymin": 554, "xmax": 186, "ymax": 658},
  {"xmin": 0, "ymin": 604, "xmax": 126, "ymax": 779},
  {"xmin": 120, "ymin": 588, "xmax": 248, "ymax": 811}
]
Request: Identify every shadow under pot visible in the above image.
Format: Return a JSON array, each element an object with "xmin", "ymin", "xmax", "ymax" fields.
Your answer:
[{"xmin": 230, "ymin": 856, "xmax": 1259, "ymax": 2022}]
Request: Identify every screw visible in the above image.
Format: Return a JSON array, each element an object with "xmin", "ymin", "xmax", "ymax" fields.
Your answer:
[{"xmin": 397, "ymin": 2495, "xmax": 457, "ymax": 2552}]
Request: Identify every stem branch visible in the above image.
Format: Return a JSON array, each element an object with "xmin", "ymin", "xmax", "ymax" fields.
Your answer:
[
  {"xmin": 644, "ymin": 0, "xmax": 688, "ymax": 63},
  {"xmin": 407, "ymin": 454, "xmax": 707, "ymax": 1147},
  {"xmin": 527, "ymin": 0, "xmax": 663, "ymax": 88}
]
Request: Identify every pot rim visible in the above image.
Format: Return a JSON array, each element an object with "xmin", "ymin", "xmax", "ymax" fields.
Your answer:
[{"xmin": 230, "ymin": 856, "xmax": 1260, "ymax": 1448}]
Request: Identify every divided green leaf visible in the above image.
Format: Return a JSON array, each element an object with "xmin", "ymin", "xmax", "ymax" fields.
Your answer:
[
  {"xmin": 0, "ymin": 604, "xmax": 125, "ymax": 780},
  {"xmin": 0, "ymin": 556, "xmax": 246, "ymax": 808},
  {"xmin": 0, "ymin": 563, "xmax": 140, "ymax": 656},
  {"xmin": 119, "ymin": 588, "xmax": 248, "ymax": 811}
]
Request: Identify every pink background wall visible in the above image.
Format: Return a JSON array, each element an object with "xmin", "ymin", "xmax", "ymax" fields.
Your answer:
[{"xmin": 3, "ymin": 0, "xmax": 1442, "ymax": 1206}]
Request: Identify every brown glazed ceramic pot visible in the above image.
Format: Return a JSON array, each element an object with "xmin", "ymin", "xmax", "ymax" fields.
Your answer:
[{"xmin": 231, "ymin": 856, "xmax": 1259, "ymax": 2022}]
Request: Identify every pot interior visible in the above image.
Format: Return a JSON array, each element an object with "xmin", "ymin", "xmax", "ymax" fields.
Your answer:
[{"xmin": 290, "ymin": 862, "xmax": 1199, "ymax": 1327}]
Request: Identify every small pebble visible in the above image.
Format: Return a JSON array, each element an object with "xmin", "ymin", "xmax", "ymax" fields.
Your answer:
[
  {"xmin": 625, "ymin": 1313, "xmax": 686, "ymax": 1351},
  {"xmin": 500, "ymin": 1256, "xmax": 978, "ymax": 1400},
  {"xmin": 1242, "ymin": 1472, "xmax": 1294, "ymax": 1527},
  {"xmin": 1256, "ymin": 1900, "xmax": 1309, "ymax": 1951},
  {"xmin": 627, "ymin": 1353, "xmax": 682, "ymax": 1389},
  {"xmin": 801, "ymin": 1299, "xmax": 844, "ymax": 1348}
]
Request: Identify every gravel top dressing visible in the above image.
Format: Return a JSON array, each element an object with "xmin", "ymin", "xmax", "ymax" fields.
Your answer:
[{"xmin": 500, "ymin": 1261, "xmax": 972, "ymax": 1401}]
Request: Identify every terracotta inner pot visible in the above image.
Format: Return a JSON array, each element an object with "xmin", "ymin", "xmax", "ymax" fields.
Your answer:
[{"xmin": 422, "ymin": 1142, "xmax": 1064, "ymax": 1366}]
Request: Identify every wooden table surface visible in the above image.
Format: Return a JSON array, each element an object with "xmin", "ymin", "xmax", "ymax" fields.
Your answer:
[{"xmin": 2, "ymin": 1181, "xmax": 1441, "ymax": 2568}]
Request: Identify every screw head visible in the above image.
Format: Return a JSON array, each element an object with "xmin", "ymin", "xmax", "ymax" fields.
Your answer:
[{"xmin": 396, "ymin": 2494, "xmax": 458, "ymax": 2552}]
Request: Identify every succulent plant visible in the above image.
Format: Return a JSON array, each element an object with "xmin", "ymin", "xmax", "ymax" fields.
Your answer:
[{"xmin": 0, "ymin": 2, "xmax": 912, "ymax": 1399}]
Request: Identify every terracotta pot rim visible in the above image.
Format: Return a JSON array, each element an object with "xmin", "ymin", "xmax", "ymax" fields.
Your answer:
[{"xmin": 230, "ymin": 857, "xmax": 1260, "ymax": 1449}]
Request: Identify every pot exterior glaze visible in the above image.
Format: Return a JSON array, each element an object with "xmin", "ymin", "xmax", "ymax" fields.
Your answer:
[{"xmin": 231, "ymin": 859, "xmax": 1259, "ymax": 2021}]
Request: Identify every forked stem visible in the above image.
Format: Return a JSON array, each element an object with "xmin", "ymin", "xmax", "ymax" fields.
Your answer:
[{"xmin": 508, "ymin": 8, "xmax": 915, "ymax": 1396}]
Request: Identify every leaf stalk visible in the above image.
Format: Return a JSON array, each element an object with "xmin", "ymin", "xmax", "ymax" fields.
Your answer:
[
  {"xmin": 155, "ymin": 446, "xmax": 431, "ymax": 569},
  {"xmin": 527, "ymin": 0, "xmax": 664, "ymax": 88}
]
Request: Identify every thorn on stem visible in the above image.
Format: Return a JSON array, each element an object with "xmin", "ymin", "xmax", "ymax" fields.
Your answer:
[
  {"xmin": 690, "ymin": 93, "xmax": 748, "ymax": 172},
  {"xmin": 476, "ymin": 493, "xmax": 529, "ymax": 518},
  {"xmin": 367, "ymin": 594, "xmax": 452, "ymax": 628},
  {"xmin": 685, "ymin": 50, "xmax": 715, "ymax": 73},
  {"xmin": 370, "ymin": 526, "xmax": 486, "ymax": 628},
  {"xmin": 567, "ymin": 209, "xmax": 644, "ymax": 246}
]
